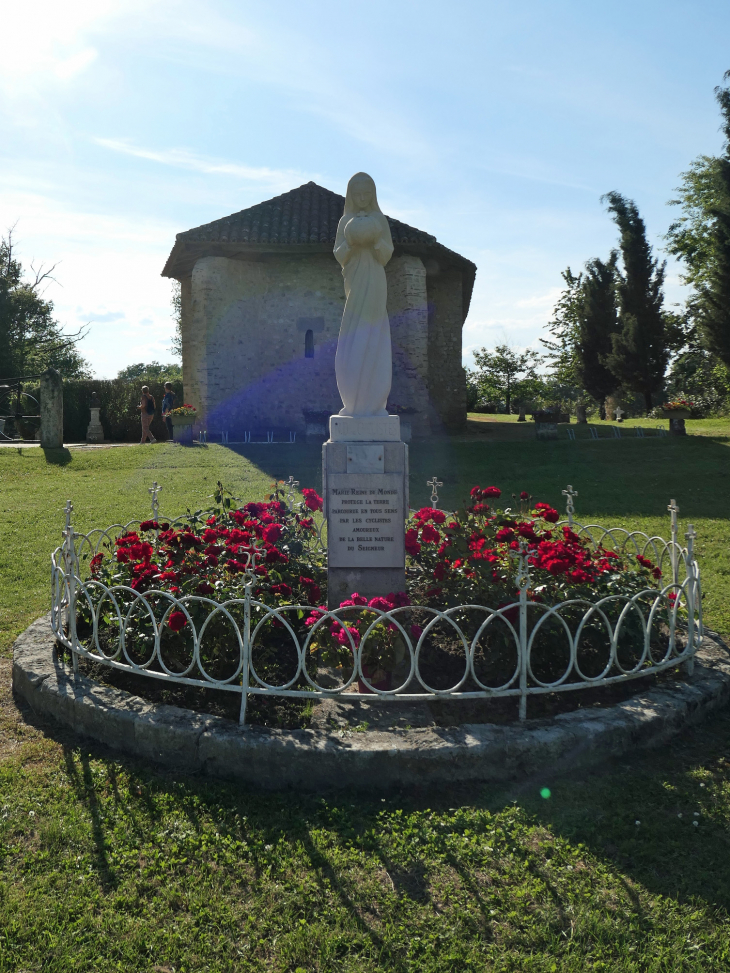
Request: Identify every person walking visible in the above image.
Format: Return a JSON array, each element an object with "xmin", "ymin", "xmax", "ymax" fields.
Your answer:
[
  {"xmin": 138, "ymin": 386, "xmax": 157, "ymax": 443},
  {"xmin": 161, "ymin": 382, "xmax": 176, "ymax": 441}
]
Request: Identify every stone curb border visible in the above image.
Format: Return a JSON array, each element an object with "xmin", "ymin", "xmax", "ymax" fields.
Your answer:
[{"xmin": 12, "ymin": 615, "xmax": 730, "ymax": 791}]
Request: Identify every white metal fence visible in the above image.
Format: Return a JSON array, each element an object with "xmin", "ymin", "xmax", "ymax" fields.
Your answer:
[{"xmin": 51, "ymin": 483, "xmax": 702, "ymax": 724}]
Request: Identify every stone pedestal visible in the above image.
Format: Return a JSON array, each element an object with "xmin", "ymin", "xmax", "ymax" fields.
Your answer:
[
  {"xmin": 40, "ymin": 368, "xmax": 63, "ymax": 449},
  {"xmin": 323, "ymin": 416, "xmax": 408, "ymax": 608},
  {"xmin": 669, "ymin": 417, "xmax": 686, "ymax": 436},
  {"xmin": 86, "ymin": 407, "xmax": 104, "ymax": 443}
]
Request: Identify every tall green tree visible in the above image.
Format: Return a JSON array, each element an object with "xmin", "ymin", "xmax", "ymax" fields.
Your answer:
[
  {"xmin": 576, "ymin": 255, "xmax": 620, "ymax": 418},
  {"xmin": 601, "ymin": 192, "xmax": 669, "ymax": 412},
  {"xmin": 666, "ymin": 71, "xmax": 730, "ymax": 366},
  {"xmin": 542, "ymin": 260, "xmax": 620, "ymax": 418},
  {"xmin": 541, "ymin": 267, "xmax": 583, "ymax": 388},
  {"xmin": 471, "ymin": 344, "xmax": 543, "ymax": 414},
  {"xmin": 0, "ymin": 231, "xmax": 89, "ymax": 379}
]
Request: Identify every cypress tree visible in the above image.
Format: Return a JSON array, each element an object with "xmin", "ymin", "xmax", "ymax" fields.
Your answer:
[
  {"xmin": 576, "ymin": 255, "xmax": 619, "ymax": 418},
  {"xmin": 602, "ymin": 192, "xmax": 669, "ymax": 412}
]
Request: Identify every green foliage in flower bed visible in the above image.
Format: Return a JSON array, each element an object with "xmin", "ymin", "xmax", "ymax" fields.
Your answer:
[{"xmin": 77, "ymin": 479, "xmax": 678, "ymax": 700}]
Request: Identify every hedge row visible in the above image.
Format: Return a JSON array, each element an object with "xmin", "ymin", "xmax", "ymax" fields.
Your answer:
[{"xmin": 60, "ymin": 379, "xmax": 185, "ymax": 442}]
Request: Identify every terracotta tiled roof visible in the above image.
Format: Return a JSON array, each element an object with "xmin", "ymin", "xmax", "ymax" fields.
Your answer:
[
  {"xmin": 174, "ymin": 181, "xmax": 440, "ymax": 248},
  {"xmin": 161, "ymin": 182, "xmax": 476, "ymax": 314}
]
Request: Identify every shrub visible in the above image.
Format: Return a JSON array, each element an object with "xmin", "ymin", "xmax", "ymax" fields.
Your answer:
[{"xmin": 57, "ymin": 378, "xmax": 184, "ymax": 442}]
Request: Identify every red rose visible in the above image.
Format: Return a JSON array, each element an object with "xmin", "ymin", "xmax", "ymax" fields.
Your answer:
[
  {"xmin": 484, "ymin": 486, "xmax": 501, "ymax": 498},
  {"xmin": 196, "ymin": 582, "xmax": 214, "ymax": 595},
  {"xmin": 405, "ymin": 528, "xmax": 421, "ymax": 556},
  {"xmin": 263, "ymin": 523, "xmax": 283, "ymax": 543},
  {"xmin": 421, "ymin": 524, "xmax": 441, "ymax": 544},
  {"xmin": 495, "ymin": 528, "xmax": 514, "ymax": 543},
  {"xmin": 302, "ymin": 488, "xmax": 324, "ymax": 512},
  {"xmin": 168, "ymin": 611, "xmax": 187, "ymax": 632},
  {"xmin": 519, "ymin": 491, "xmax": 530, "ymax": 500}
]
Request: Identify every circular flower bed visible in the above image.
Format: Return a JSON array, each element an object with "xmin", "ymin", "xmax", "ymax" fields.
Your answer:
[{"xmin": 56, "ymin": 480, "xmax": 699, "ymax": 725}]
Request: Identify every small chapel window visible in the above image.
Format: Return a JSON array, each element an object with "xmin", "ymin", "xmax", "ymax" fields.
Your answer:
[{"xmin": 304, "ymin": 329, "xmax": 314, "ymax": 358}]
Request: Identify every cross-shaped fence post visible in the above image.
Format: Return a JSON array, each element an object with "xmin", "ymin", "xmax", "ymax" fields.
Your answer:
[
  {"xmin": 509, "ymin": 538, "xmax": 531, "ymax": 722},
  {"xmin": 667, "ymin": 499, "xmax": 680, "ymax": 585},
  {"xmin": 149, "ymin": 481, "xmax": 162, "ymax": 546},
  {"xmin": 427, "ymin": 476, "xmax": 443, "ymax": 508},
  {"xmin": 684, "ymin": 524, "xmax": 697, "ymax": 676},
  {"xmin": 62, "ymin": 500, "xmax": 78, "ymax": 675},
  {"xmin": 562, "ymin": 484, "xmax": 578, "ymax": 526},
  {"xmin": 286, "ymin": 475, "xmax": 300, "ymax": 511}
]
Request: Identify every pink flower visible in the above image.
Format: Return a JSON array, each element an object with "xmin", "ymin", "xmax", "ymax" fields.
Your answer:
[{"xmin": 368, "ymin": 597, "xmax": 392, "ymax": 612}]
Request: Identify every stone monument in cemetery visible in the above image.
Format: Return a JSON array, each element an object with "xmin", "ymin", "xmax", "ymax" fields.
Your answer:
[
  {"xmin": 86, "ymin": 391, "xmax": 105, "ymax": 443},
  {"xmin": 323, "ymin": 173, "xmax": 408, "ymax": 606},
  {"xmin": 162, "ymin": 180, "xmax": 476, "ymax": 439}
]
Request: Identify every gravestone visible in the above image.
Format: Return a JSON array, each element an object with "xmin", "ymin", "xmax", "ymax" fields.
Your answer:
[
  {"xmin": 40, "ymin": 368, "xmax": 63, "ymax": 449},
  {"xmin": 323, "ymin": 172, "xmax": 408, "ymax": 607},
  {"xmin": 86, "ymin": 391, "xmax": 105, "ymax": 443}
]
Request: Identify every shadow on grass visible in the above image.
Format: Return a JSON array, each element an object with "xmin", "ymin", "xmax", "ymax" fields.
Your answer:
[
  {"xmin": 16, "ymin": 682, "xmax": 726, "ymax": 919},
  {"xmin": 42, "ymin": 447, "xmax": 72, "ymax": 466}
]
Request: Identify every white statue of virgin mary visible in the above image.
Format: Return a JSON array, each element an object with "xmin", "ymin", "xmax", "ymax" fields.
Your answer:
[{"xmin": 333, "ymin": 172, "xmax": 394, "ymax": 417}]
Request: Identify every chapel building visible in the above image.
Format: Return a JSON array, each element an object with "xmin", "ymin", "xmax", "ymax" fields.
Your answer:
[{"xmin": 162, "ymin": 182, "xmax": 476, "ymax": 438}]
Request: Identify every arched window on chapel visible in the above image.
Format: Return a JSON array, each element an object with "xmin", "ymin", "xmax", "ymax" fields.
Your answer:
[{"xmin": 304, "ymin": 329, "xmax": 314, "ymax": 358}]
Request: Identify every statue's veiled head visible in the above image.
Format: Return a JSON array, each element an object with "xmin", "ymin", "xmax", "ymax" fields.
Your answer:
[{"xmin": 344, "ymin": 172, "xmax": 380, "ymax": 215}]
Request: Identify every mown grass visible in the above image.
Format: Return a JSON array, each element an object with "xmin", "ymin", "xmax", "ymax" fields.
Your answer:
[{"xmin": 1, "ymin": 427, "xmax": 730, "ymax": 970}]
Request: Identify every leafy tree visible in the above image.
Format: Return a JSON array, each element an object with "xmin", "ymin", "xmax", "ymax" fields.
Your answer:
[
  {"xmin": 665, "ymin": 346, "xmax": 730, "ymax": 414},
  {"xmin": 667, "ymin": 71, "xmax": 730, "ymax": 366},
  {"xmin": 170, "ymin": 281, "xmax": 182, "ymax": 360},
  {"xmin": 0, "ymin": 230, "xmax": 89, "ymax": 378},
  {"xmin": 117, "ymin": 361, "xmax": 183, "ymax": 383},
  {"xmin": 601, "ymin": 192, "xmax": 669, "ymax": 412},
  {"xmin": 542, "ymin": 261, "xmax": 620, "ymax": 418},
  {"xmin": 471, "ymin": 344, "xmax": 543, "ymax": 414},
  {"xmin": 541, "ymin": 267, "xmax": 583, "ymax": 388}
]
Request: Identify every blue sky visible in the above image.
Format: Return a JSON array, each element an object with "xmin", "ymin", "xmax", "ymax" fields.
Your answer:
[{"xmin": 1, "ymin": 0, "xmax": 728, "ymax": 377}]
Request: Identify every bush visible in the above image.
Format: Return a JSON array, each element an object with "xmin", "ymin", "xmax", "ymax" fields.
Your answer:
[{"xmin": 58, "ymin": 378, "xmax": 184, "ymax": 442}]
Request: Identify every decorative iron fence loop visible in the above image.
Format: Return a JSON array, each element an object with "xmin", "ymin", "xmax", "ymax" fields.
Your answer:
[{"xmin": 50, "ymin": 484, "xmax": 703, "ymax": 724}]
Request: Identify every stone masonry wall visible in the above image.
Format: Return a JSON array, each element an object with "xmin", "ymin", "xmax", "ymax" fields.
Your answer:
[
  {"xmin": 182, "ymin": 252, "xmax": 467, "ymax": 435},
  {"xmin": 427, "ymin": 270, "xmax": 467, "ymax": 431},
  {"xmin": 188, "ymin": 254, "xmax": 343, "ymax": 433},
  {"xmin": 385, "ymin": 255, "xmax": 431, "ymax": 437}
]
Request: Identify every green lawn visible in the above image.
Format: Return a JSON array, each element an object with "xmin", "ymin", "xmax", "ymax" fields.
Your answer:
[{"xmin": 1, "ymin": 430, "xmax": 730, "ymax": 970}]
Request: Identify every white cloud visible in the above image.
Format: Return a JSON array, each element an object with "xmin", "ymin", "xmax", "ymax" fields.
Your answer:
[
  {"xmin": 92, "ymin": 138, "xmax": 314, "ymax": 193},
  {"xmin": 0, "ymin": 0, "xmax": 146, "ymax": 91}
]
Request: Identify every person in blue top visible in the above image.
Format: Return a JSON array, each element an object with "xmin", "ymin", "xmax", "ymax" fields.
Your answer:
[{"xmin": 161, "ymin": 383, "xmax": 176, "ymax": 440}]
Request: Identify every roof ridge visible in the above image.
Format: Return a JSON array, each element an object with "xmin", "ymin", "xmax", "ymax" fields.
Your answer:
[{"xmin": 176, "ymin": 181, "xmax": 447, "ymax": 250}]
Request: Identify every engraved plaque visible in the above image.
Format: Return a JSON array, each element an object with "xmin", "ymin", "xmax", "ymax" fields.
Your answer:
[{"xmin": 327, "ymin": 473, "xmax": 405, "ymax": 568}]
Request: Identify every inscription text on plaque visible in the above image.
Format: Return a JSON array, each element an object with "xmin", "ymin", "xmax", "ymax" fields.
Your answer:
[{"xmin": 327, "ymin": 473, "xmax": 405, "ymax": 568}]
